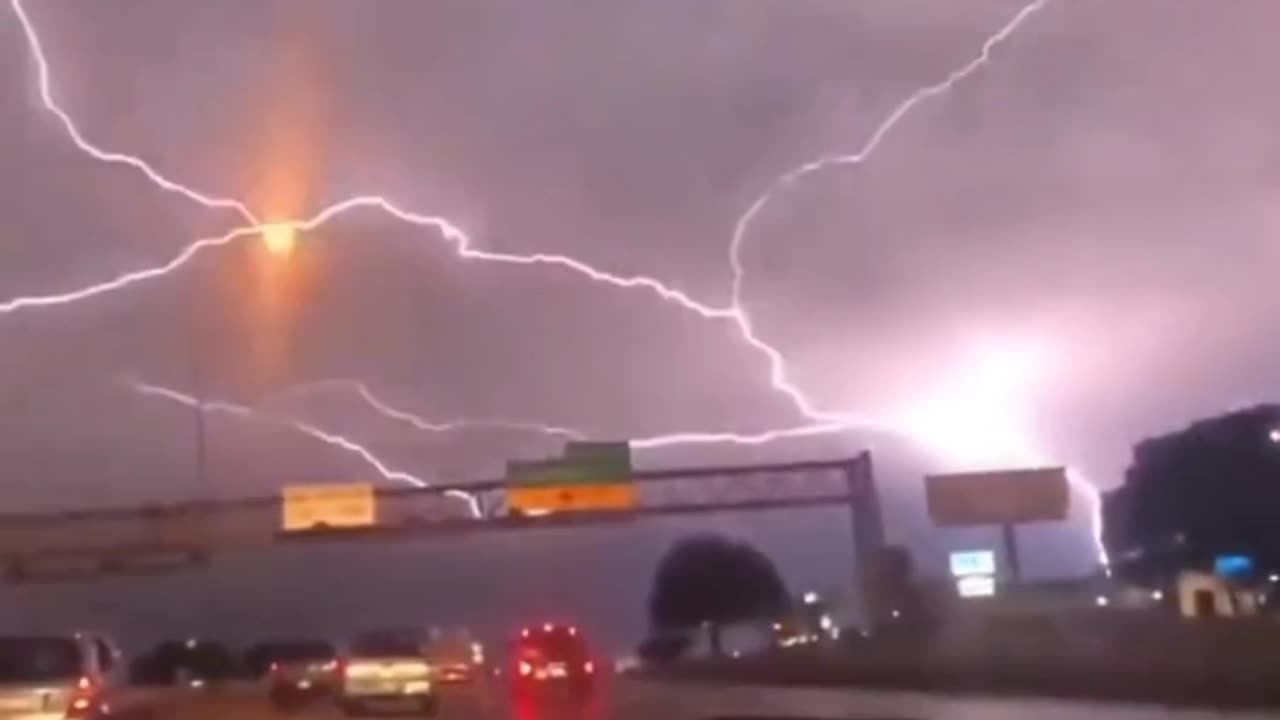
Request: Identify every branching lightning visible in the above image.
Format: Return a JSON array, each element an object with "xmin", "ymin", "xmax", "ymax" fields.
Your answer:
[
  {"xmin": 281, "ymin": 379, "xmax": 589, "ymax": 441},
  {"xmin": 5, "ymin": 0, "xmax": 1107, "ymax": 564},
  {"xmin": 725, "ymin": 0, "xmax": 1051, "ymax": 422},
  {"xmin": 123, "ymin": 378, "xmax": 481, "ymax": 517},
  {"xmin": 9, "ymin": 0, "xmax": 255, "ymax": 222},
  {"xmin": 283, "ymin": 377, "xmax": 857, "ymax": 449}
]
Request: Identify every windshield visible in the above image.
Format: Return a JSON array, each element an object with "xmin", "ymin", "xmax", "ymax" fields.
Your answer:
[{"xmin": 0, "ymin": 638, "xmax": 81, "ymax": 684}]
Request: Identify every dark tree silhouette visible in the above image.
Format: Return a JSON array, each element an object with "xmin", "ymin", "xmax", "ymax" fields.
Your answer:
[
  {"xmin": 648, "ymin": 534, "xmax": 788, "ymax": 656},
  {"xmin": 1104, "ymin": 404, "xmax": 1280, "ymax": 582}
]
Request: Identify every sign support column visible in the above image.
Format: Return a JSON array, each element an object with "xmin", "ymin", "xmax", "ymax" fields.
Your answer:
[{"xmin": 1002, "ymin": 522, "xmax": 1022, "ymax": 586}]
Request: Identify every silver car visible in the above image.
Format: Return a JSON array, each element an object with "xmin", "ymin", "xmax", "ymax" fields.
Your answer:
[
  {"xmin": 0, "ymin": 633, "xmax": 147, "ymax": 719},
  {"xmin": 339, "ymin": 631, "xmax": 436, "ymax": 717}
]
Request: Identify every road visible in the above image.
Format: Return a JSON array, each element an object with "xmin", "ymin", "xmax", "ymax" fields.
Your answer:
[{"xmin": 149, "ymin": 677, "xmax": 1280, "ymax": 720}]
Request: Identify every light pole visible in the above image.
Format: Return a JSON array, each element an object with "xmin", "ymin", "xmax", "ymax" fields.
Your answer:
[{"xmin": 187, "ymin": 273, "xmax": 210, "ymax": 501}]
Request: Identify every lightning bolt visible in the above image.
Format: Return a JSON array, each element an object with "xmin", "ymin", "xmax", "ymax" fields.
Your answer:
[
  {"xmin": 287, "ymin": 375, "xmax": 1106, "ymax": 565},
  {"xmin": 6, "ymin": 1, "xmax": 1105, "ymax": 564},
  {"xmin": 725, "ymin": 0, "xmax": 1051, "ymax": 421},
  {"xmin": 9, "ymin": 0, "xmax": 255, "ymax": 222},
  {"xmin": 283, "ymin": 377, "xmax": 858, "ymax": 448},
  {"xmin": 122, "ymin": 378, "xmax": 482, "ymax": 518},
  {"xmin": 280, "ymin": 379, "xmax": 589, "ymax": 441}
]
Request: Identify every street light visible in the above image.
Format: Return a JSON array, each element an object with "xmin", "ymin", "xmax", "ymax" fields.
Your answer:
[{"xmin": 261, "ymin": 223, "xmax": 298, "ymax": 259}]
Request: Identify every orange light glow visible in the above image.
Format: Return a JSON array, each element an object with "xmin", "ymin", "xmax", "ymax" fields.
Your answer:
[
  {"xmin": 261, "ymin": 223, "xmax": 297, "ymax": 258},
  {"xmin": 231, "ymin": 18, "xmax": 331, "ymax": 391}
]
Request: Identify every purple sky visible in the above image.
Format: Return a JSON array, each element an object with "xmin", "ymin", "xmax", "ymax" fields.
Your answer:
[{"xmin": 2, "ymin": 0, "xmax": 1279, "ymax": 646}]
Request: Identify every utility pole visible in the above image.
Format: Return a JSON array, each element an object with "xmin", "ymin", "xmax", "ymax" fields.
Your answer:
[{"xmin": 187, "ymin": 277, "xmax": 210, "ymax": 500}]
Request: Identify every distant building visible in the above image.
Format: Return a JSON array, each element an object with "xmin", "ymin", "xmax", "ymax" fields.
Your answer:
[{"xmin": 1103, "ymin": 405, "xmax": 1280, "ymax": 586}]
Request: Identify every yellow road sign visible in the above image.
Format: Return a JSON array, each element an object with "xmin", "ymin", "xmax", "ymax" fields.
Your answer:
[
  {"xmin": 507, "ymin": 483, "xmax": 637, "ymax": 514},
  {"xmin": 282, "ymin": 483, "xmax": 376, "ymax": 532}
]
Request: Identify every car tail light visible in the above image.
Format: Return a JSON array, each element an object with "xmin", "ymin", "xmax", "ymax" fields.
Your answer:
[
  {"xmin": 517, "ymin": 660, "xmax": 533, "ymax": 678},
  {"xmin": 320, "ymin": 660, "xmax": 338, "ymax": 673},
  {"xmin": 568, "ymin": 626, "xmax": 577, "ymax": 636},
  {"xmin": 583, "ymin": 661, "xmax": 595, "ymax": 675},
  {"xmin": 64, "ymin": 676, "xmax": 98, "ymax": 719},
  {"xmin": 269, "ymin": 662, "xmax": 280, "ymax": 674},
  {"xmin": 520, "ymin": 628, "xmax": 530, "ymax": 639}
]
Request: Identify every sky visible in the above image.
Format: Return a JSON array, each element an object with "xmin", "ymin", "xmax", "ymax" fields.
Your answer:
[{"xmin": 2, "ymin": 0, "xmax": 1279, "ymax": 649}]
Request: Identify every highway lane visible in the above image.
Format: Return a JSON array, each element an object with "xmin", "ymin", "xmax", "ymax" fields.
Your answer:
[{"xmin": 150, "ymin": 677, "xmax": 1280, "ymax": 720}]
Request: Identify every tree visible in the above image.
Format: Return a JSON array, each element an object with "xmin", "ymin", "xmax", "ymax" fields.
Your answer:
[
  {"xmin": 1104, "ymin": 404, "xmax": 1280, "ymax": 582},
  {"xmin": 648, "ymin": 534, "xmax": 789, "ymax": 656}
]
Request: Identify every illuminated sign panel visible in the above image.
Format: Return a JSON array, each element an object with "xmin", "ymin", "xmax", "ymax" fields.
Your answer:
[{"xmin": 949, "ymin": 549, "xmax": 996, "ymax": 577}]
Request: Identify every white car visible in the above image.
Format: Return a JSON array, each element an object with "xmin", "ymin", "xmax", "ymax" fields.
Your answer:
[
  {"xmin": 0, "ymin": 632, "xmax": 150, "ymax": 719},
  {"xmin": 339, "ymin": 631, "xmax": 437, "ymax": 717}
]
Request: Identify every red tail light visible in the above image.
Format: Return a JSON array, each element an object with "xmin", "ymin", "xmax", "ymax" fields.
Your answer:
[
  {"xmin": 64, "ymin": 676, "xmax": 98, "ymax": 719},
  {"xmin": 583, "ymin": 661, "xmax": 595, "ymax": 675},
  {"xmin": 517, "ymin": 660, "xmax": 533, "ymax": 677}
]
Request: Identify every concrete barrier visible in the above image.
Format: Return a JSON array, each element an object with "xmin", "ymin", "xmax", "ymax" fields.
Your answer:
[{"xmin": 653, "ymin": 610, "xmax": 1280, "ymax": 708}]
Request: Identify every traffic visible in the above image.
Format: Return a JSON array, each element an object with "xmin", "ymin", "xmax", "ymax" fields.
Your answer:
[{"xmin": 0, "ymin": 623, "xmax": 604, "ymax": 719}]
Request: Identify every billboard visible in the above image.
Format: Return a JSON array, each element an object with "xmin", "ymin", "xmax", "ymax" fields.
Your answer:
[
  {"xmin": 282, "ymin": 483, "xmax": 377, "ymax": 532},
  {"xmin": 949, "ymin": 549, "xmax": 996, "ymax": 577},
  {"xmin": 926, "ymin": 467, "xmax": 1069, "ymax": 527}
]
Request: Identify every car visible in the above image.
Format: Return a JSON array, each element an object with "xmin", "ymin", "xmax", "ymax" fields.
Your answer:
[
  {"xmin": 509, "ymin": 623, "xmax": 596, "ymax": 700},
  {"xmin": 265, "ymin": 640, "xmax": 340, "ymax": 708},
  {"xmin": 338, "ymin": 630, "xmax": 437, "ymax": 717},
  {"xmin": 0, "ymin": 632, "xmax": 150, "ymax": 719},
  {"xmin": 425, "ymin": 629, "xmax": 482, "ymax": 685}
]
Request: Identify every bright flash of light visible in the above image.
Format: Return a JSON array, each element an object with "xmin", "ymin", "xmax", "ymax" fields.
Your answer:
[
  {"xmin": 261, "ymin": 222, "xmax": 298, "ymax": 258},
  {"xmin": 889, "ymin": 336, "xmax": 1108, "ymax": 564},
  {"xmin": 122, "ymin": 377, "xmax": 480, "ymax": 517},
  {"xmin": 7, "ymin": 1, "xmax": 1101, "ymax": 563},
  {"xmin": 893, "ymin": 337, "xmax": 1049, "ymax": 468},
  {"xmin": 725, "ymin": 0, "xmax": 1051, "ymax": 422}
]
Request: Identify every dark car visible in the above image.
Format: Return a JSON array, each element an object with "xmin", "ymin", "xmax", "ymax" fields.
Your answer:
[
  {"xmin": 263, "ymin": 640, "xmax": 339, "ymax": 708},
  {"xmin": 510, "ymin": 623, "xmax": 596, "ymax": 700}
]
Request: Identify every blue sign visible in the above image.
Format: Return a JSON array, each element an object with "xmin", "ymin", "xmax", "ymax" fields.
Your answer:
[
  {"xmin": 949, "ymin": 550, "xmax": 996, "ymax": 577},
  {"xmin": 1214, "ymin": 554, "xmax": 1254, "ymax": 577}
]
